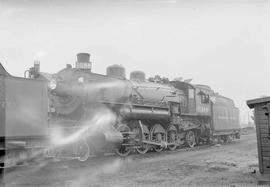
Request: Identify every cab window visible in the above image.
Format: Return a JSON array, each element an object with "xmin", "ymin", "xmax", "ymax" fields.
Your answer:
[{"xmin": 201, "ymin": 94, "xmax": 209, "ymax": 104}]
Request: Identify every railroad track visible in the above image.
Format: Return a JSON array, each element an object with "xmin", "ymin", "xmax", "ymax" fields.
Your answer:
[{"xmin": 2, "ymin": 140, "xmax": 240, "ymax": 172}]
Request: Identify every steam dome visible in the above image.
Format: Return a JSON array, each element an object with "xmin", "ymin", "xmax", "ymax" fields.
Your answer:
[
  {"xmin": 130, "ymin": 71, "xmax": 145, "ymax": 81},
  {"xmin": 106, "ymin": 64, "xmax": 126, "ymax": 79}
]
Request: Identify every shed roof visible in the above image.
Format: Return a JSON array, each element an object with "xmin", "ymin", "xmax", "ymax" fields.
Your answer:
[
  {"xmin": 247, "ymin": 97, "xmax": 270, "ymax": 108},
  {"xmin": 0, "ymin": 63, "xmax": 10, "ymax": 76}
]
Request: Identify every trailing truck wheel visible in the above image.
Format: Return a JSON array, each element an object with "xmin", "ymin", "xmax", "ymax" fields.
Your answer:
[
  {"xmin": 185, "ymin": 130, "xmax": 196, "ymax": 148},
  {"xmin": 167, "ymin": 125, "xmax": 178, "ymax": 151},
  {"xmin": 167, "ymin": 131, "xmax": 177, "ymax": 151},
  {"xmin": 77, "ymin": 140, "xmax": 90, "ymax": 162}
]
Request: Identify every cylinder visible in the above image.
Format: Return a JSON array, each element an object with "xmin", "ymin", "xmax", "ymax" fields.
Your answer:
[{"xmin": 87, "ymin": 130, "xmax": 123, "ymax": 150}]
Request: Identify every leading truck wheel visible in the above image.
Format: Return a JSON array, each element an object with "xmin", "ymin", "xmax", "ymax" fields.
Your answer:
[
  {"xmin": 115, "ymin": 124, "xmax": 132, "ymax": 157},
  {"xmin": 115, "ymin": 146, "xmax": 131, "ymax": 157},
  {"xmin": 185, "ymin": 130, "xmax": 196, "ymax": 148}
]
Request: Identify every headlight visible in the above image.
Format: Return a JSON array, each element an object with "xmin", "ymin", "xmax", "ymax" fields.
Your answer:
[
  {"xmin": 48, "ymin": 79, "xmax": 57, "ymax": 90},
  {"xmin": 78, "ymin": 77, "xmax": 84, "ymax": 83}
]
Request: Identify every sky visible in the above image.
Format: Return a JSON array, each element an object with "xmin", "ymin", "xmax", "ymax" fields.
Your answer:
[{"xmin": 0, "ymin": 0, "xmax": 269, "ymax": 123}]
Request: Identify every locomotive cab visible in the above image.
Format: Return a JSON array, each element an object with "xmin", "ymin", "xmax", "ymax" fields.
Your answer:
[
  {"xmin": 193, "ymin": 84, "xmax": 213, "ymax": 116},
  {"xmin": 170, "ymin": 80, "xmax": 195, "ymax": 114}
]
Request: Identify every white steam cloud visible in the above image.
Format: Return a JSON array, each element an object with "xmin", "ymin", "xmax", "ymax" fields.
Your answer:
[
  {"xmin": 50, "ymin": 107, "xmax": 117, "ymax": 147},
  {"xmin": 1, "ymin": 106, "xmax": 121, "ymax": 169}
]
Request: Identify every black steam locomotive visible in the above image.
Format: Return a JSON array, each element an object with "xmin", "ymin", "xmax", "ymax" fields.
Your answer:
[{"xmin": 0, "ymin": 53, "xmax": 241, "ymax": 167}]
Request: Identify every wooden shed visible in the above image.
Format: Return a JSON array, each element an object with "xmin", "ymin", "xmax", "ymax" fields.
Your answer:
[{"xmin": 247, "ymin": 97, "xmax": 270, "ymax": 184}]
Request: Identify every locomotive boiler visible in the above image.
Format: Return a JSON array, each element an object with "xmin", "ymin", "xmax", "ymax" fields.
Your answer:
[{"xmin": 47, "ymin": 53, "xmax": 186, "ymax": 157}]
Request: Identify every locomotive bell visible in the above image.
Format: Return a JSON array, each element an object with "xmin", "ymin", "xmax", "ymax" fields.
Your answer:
[
  {"xmin": 48, "ymin": 79, "xmax": 57, "ymax": 90},
  {"xmin": 76, "ymin": 53, "xmax": 92, "ymax": 72}
]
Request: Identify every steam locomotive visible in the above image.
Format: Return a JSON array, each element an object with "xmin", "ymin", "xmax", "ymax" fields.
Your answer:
[{"xmin": 0, "ymin": 52, "xmax": 241, "ymax": 167}]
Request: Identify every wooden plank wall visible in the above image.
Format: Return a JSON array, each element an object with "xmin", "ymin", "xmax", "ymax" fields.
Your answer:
[{"xmin": 255, "ymin": 103, "xmax": 270, "ymax": 174}]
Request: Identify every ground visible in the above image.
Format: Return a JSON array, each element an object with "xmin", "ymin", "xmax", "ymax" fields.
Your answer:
[{"xmin": 2, "ymin": 131, "xmax": 260, "ymax": 187}]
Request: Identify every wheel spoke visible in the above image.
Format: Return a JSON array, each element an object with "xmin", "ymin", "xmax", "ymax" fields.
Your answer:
[
  {"xmin": 136, "ymin": 143, "xmax": 149, "ymax": 154},
  {"xmin": 167, "ymin": 125, "xmax": 178, "ymax": 151},
  {"xmin": 153, "ymin": 132, "xmax": 165, "ymax": 152},
  {"xmin": 150, "ymin": 124, "xmax": 166, "ymax": 153},
  {"xmin": 185, "ymin": 130, "xmax": 196, "ymax": 148},
  {"xmin": 132, "ymin": 121, "xmax": 150, "ymax": 155}
]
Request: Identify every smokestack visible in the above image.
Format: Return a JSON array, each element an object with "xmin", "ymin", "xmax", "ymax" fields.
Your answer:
[
  {"xmin": 76, "ymin": 53, "xmax": 92, "ymax": 72},
  {"xmin": 77, "ymin": 53, "xmax": 90, "ymax": 63}
]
